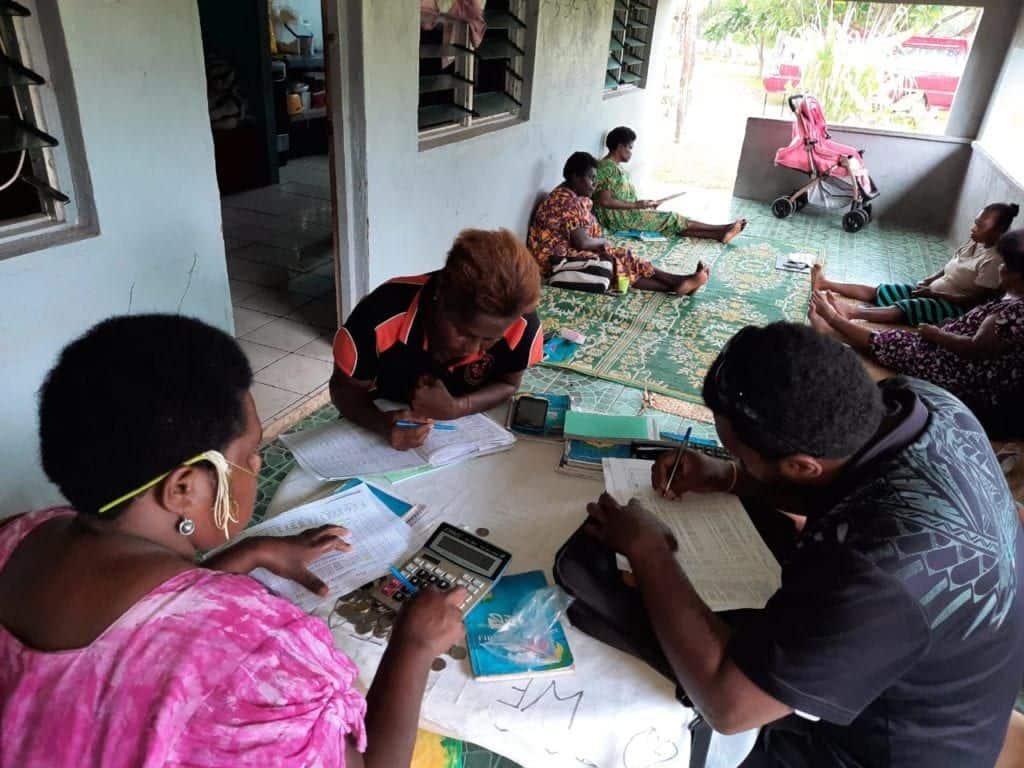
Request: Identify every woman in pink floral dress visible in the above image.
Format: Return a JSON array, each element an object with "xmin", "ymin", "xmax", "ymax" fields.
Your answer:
[
  {"xmin": 0, "ymin": 314, "xmax": 465, "ymax": 767},
  {"xmin": 809, "ymin": 230, "xmax": 1024, "ymax": 437}
]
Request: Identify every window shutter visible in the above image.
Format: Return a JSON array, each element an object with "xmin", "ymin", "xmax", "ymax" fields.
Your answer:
[
  {"xmin": 605, "ymin": 0, "xmax": 655, "ymax": 92},
  {"xmin": 418, "ymin": 0, "xmax": 529, "ymax": 136},
  {"xmin": 0, "ymin": 0, "xmax": 68, "ymax": 204}
]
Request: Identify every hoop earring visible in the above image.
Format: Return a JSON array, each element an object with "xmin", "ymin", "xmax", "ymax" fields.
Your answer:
[{"xmin": 177, "ymin": 517, "xmax": 196, "ymax": 536}]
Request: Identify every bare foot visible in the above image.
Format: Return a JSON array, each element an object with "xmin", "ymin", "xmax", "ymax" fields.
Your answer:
[
  {"xmin": 720, "ymin": 219, "xmax": 747, "ymax": 245},
  {"xmin": 810, "ymin": 263, "xmax": 826, "ymax": 292},
  {"xmin": 824, "ymin": 291, "xmax": 851, "ymax": 320},
  {"xmin": 807, "ymin": 302, "xmax": 831, "ymax": 335},
  {"xmin": 675, "ymin": 261, "xmax": 710, "ymax": 296},
  {"xmin": 810, "ymin": 290, "xmax": 838, "ymax": 327}
]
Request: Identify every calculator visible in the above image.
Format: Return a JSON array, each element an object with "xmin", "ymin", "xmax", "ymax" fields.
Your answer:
[{"xmin": 373, "ymin": 523, "xmax": 512, "ymax": 614}]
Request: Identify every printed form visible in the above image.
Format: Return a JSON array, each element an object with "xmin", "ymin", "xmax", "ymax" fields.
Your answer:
[
  {"xmin": 603, "ymin": 459, "xmax": 781, "ymax": 611},
  {"xmin": 230, "ymin": 483, "xmax": 413, "ymax": 613}
]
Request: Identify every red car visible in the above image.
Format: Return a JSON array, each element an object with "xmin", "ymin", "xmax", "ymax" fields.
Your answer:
[{"xmin": 899, "ymin": 36, "xmax": 969, "ymax": 110}]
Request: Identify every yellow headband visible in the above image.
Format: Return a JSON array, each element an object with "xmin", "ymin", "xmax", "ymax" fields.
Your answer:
[{"xmin": 97, "ymin": 450, "xmax": 254, "ymax": 540}]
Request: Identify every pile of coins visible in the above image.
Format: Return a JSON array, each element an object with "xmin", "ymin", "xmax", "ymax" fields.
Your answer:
[
  {"xmin": 331, "ymin": 587, "xmax": 470, "ymax": 670},
  {"xmin": 333, "ymin": 588, "xmax": 396, "ymax": 640}
]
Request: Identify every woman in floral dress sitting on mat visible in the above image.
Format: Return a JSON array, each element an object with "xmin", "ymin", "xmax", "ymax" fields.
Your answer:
[
  {"xmin": 528, "ymin": 151, "xmax": 709, "ymax": 295},
  {"xmin": 593, "ymin": 126, "xmax": 746, "ymax": 243},
  {"xmin": 809, "ymin": 229, "xmax": 1024, "ymax": 438}
]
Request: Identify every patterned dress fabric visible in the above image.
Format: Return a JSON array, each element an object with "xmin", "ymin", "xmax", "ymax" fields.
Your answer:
[
  {"xmin": 871, "ymin": 297, "xmax": 1024, "ymax": 434},
  {"xmin": 592, "ymin": 158, "xmax": 688, "ymax": 234},
  {"xmin": 0, "ymin": 508, "xmax": 367, "ymax": 768},
  {"xmin": 528, "ymin": 185, "xmax": 655, "ymax": 285}
]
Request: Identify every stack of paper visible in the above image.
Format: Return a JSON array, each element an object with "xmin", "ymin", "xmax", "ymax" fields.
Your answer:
[
  {"xmin": 280, "ymin": 413, "xmax": 515, "ymax": 482},
  {"xmin": 602, "ymin": 458, "xmax": 781, "ymax": 611},
  {"xmin": 223, "ymin": 483, "xmax": 414, "ymax": 613}
]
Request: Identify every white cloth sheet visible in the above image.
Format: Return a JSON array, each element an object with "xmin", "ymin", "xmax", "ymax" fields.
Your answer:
[{"xmin": 269, "ymin": 434, "xmax": 696, "ymax": 768}]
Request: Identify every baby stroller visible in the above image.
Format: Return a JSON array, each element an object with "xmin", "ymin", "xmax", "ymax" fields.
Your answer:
[{"xmin": 771, "ymin": 94, "xmax": 879, "ymax": 233}]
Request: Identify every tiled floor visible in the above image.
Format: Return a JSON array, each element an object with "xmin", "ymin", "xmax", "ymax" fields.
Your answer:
[{"xmin": 223, "ymin": 155, "xmax": 339, "ymax": 424}]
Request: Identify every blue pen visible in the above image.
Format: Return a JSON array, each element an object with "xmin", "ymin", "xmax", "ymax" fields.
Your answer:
[
  {"xmin": 389, "ymin": 566, "xmax": 419, "ymax": 594},
  {"xmin": 395, "ymin": 421, "xmax": 457, "ymax": 431}
]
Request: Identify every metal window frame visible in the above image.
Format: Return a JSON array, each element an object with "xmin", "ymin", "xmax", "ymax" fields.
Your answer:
[
  {"xmin": 417, "ymin": 0, "xmax": 537, "ymax": 151},
  {"xmin": 604, "ymin": 0, "xmax": 657, "ymax": 97},
  {"xmin": 0, "ymin": 0, "xmax": 96, "ymax": 261}
]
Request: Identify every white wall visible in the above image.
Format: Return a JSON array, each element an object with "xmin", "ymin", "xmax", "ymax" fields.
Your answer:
[
  {"xmin": 977, "ymin": 3, "xmax": 1024, "ymax": 187},
  {"xmin": 359, "ymin": 0, "xmax": 677, "ymax": 288},
  {"xmin": 0, "ymin": 0, "xmax": 229, "ymax": 515}
]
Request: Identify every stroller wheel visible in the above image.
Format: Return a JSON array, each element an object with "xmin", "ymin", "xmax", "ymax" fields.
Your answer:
[
  {"xmin": 772, "ymin": 197, "xmax": 795, "ymax": 219},
  {"xmin": 864, "ymin": 204, "xmax": 873, "ymax": 222},
  {"xmin": 794, "ymin": 194, "xmax": 808, "ymax": 211},
  {"xmin": 843, "ymin": 209, "xmax": 869, "ymax": 233}
]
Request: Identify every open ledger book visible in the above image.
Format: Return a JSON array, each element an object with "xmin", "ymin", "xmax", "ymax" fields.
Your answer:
[
  {"xmin": 602, "ymin": 458, "xmax": 781, "ymax": 611},
  {"xmin": 207, "ymin": 483, "xmax": 414, "ymax": 613},
  {"xmin": 280, "ymin": 413, "xmax": 515, "ymax": 481}
]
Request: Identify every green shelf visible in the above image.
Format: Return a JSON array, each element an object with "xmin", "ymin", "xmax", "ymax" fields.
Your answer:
[
  {"xmin": 605, "ymin": 73, "xmax": 619, "ymax": 89},
  {"xmin": 621, "ymin": 53, "xmax": 643, "ymax": 65},
  {"xmin": 609, "ymin": 38, "xmax": 624, "ymax": 52},
  {"xmin": 624, "ymin": 36, "xmax": 647, "ymax": 47},
  {"xmin": 619, "ymin": 70, "xmax": 642, "ymax": 84},
  {"xmin": 607, "ymin": 55, "xmax": 621, "ymax": 69}
]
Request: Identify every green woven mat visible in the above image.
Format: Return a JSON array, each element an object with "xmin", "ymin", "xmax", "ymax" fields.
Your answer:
[{"xmin": 537, "ymin": 234, "xmax": 819, "ymax": 404}]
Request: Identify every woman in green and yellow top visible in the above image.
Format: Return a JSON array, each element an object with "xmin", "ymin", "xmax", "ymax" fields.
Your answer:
[{"xmin": 594, "ymin": 126, "xmax": 747, "ymax": 244}]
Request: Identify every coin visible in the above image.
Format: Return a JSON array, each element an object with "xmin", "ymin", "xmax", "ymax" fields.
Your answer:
[
  {"xmin": 430, "ymin": 657, "xmax": 447, "ymax": 672},
  {"xmin": 354, "ymin": 620, "xmax": 374, "ymax": 635},
  {"xmin": 475, "ymin": 527, "xmax": 490, "ymax": 538},
  {"xmin": 448, "ymin": 645, "xmax": 467, "ymax": 660},
  {"xmin": 377, "ymin": 614, "xmax": 395, "ymax": 629},
  {"xmin": 337, "ymin": 605, "xmax": 361, "ymax": 622}
]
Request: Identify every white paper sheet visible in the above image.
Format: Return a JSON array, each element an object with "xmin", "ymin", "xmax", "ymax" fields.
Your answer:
[
  {"xmin": 421, "ymin": 412, "xmax": 515, "ymax": 465},
  {"xmin": 603, "ymin": 459, "xmax": 781, "ymax": 611},
  {"xmin": 236, "ymin": 484, "xmax": 413, "ymax": 613},
  {"xmin": 279, "ymin": 414, "xmax": 514, "ymax": 480},
  {"xmin": 279, "ymin": 420, "xmax": 424, "ymax": 480}
]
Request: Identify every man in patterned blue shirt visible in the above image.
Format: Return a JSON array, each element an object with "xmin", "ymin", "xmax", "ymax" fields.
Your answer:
[{"xmin": 585, "ymin": 322, "xmax": 1024, "ymax": 767}]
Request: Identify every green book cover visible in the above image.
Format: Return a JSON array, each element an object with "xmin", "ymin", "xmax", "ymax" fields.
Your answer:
[
  {"xmin": 564, "ymin": 411, "xmax": 657, "ymax": 441},
  {"xmin": 465, "ymin": 571, "xmax": 575, "ymax": 681}
]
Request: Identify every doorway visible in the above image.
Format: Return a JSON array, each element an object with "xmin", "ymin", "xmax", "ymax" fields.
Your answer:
[{"xmin": 197, "ymin": 0, "xmax": 339, "ymax": 430}]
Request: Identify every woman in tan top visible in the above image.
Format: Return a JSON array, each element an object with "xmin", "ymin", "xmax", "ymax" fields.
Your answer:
[{"xmin": 811, "ymin": 202, "xmax": 1019, "ymax": 326}]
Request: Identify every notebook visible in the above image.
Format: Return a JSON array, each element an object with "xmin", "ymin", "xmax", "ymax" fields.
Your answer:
[
  {"xmin": 465, "ymin": 570, "xmax": 576, "ymax": 681},
  {"xmin": 563, "ymin": 411, "xmax": 659, "ymax": 442},
  {"xmin": 280, "ymin": 413, "xmax": 515, "ymax": 481}
]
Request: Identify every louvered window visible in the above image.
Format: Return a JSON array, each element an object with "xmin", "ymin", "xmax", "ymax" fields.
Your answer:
[
  {"xmin": 605, "ymin": 0, "xmax": 656, "ymax": 93},
  {"xmin": 1, "ymin": 0, "xmax": 91, "ymax": 255},
  {"xmin": 418, "ymin": 0, "xmax": 535, "ymax": 148}
]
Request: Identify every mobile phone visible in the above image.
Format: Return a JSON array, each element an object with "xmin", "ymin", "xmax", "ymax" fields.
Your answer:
[{"xmin": 511, "ymin": 395, "xmax": 549, "ymax": 431}]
